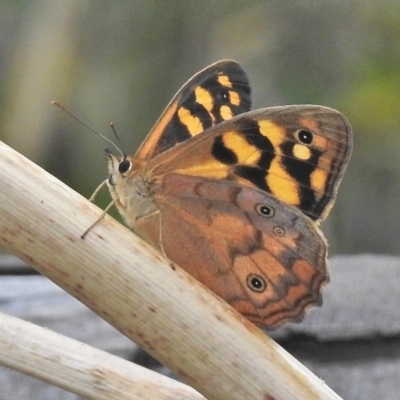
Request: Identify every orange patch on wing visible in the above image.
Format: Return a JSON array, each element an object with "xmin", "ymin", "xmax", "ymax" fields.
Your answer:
[
  {"xmin": 217, "ymin": 74, "xmax": 232, "ymax": 87},
  {"xmin": 229, "ymin": 90, "xmax": 240, "ymax": 106},
  {"xmin": 177, "ymin": 107, "xmax": 203, "ymax": 136}
]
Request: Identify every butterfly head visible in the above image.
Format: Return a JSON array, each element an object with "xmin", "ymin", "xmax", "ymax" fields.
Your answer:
[
  {"xmin": 105, "ymin": 149, "xmax": 157, "ymax": 226},
  {"xmin": 106, "ymin": 150, "xmax": 137, "ymax": 184}
]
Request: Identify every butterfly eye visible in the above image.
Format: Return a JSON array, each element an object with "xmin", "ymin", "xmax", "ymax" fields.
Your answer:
[
  {"xmin": 256, "ymin": 204, "xmax": 275, "ymax": 218},
  {"xmin": 118, "ymin": 159, "xmax": 132, "ymax": 175},
  {"xmin": 295, "ymin": 129, "xmax": 313, "ymax": 145},
  {"xmin": 247, "ymin": 274, "xmax": 267, "ymax": 293},
  {"xmin": 108, "ymin": 174, "xmax": 115, "ymax": 186}
]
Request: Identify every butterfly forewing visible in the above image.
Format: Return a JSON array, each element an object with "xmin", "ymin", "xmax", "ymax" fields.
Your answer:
[
  {"xmin": 149, "ymin": 105, "xmax": 352, "ymax": 221},
  {"xmin": 135, "ymin": 60, "xmax": 251, "ymax": 161}
]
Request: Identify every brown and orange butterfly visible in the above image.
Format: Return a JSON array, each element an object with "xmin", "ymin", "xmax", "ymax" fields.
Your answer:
[{"xmin": 99, "ymin": 60, "xmax": 352, "ymax": 329}]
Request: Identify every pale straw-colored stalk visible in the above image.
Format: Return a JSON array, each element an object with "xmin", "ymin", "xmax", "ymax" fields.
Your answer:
[{"xmin": 0, "ymin": 311, "xmax": 204, "ymax": 399}]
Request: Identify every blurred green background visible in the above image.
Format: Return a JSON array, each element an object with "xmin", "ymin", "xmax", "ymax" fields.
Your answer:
[{"xmin": 1, "ymin": 1, "xmax": 399, "ymax": 257}]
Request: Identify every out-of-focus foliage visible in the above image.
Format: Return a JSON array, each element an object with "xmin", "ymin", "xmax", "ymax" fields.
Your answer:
[{"xmin": 0, "ymin": 1, "xmax": 399, "ymax": 256}]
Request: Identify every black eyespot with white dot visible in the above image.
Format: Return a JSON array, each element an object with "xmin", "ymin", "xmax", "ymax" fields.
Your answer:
[
  {"xmin": 255, "ymin": 204, "xmax": 275, "ymax": 218},
  {"xmin": 247, "ymin": 274, "xmax": 267, "ymax": 293},
  {"xmin": 295, "ymin": 129, "xmax": 313, "ymax": 145},
  {"xmin": 118, "ymin": 159, "xmax": 132, "ymax": 175},
  {"xmin": 221, "ymin": 90, "xmax": 229, "ymax": 102}
]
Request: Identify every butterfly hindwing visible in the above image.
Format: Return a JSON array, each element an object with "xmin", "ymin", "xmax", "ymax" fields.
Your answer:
[
  {"xmin": 135, "ymin": 173, "xmax": 327, "ymax": 328},
  {"xmin": 135, "ymin": 60, "xmax": 251, "ymax": 161},
  {"xmin": 149, "ymin": 105, "xmax": 352, "ymax": 221}
]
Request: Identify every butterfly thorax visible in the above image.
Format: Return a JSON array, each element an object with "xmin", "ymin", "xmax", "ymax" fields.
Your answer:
[{"xmin": 107, "ymin": 154, "xmax": 160, "ymax": 229}]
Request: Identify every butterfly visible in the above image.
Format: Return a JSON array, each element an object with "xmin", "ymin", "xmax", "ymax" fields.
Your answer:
[{"xmin": 101, "ymin": 60, "xmax": 352, "ymax": 329}]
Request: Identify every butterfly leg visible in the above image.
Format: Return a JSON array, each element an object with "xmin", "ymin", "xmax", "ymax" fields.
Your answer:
[
  {"xmin": 157, "ymin": 211, "xmax": 175, "ymax": 271},
  {"xmin": 81, "ymin": 198, "xmax": 117, "ymax": 239},
  {"xmin": 88, "ymin": 179, "xmax": 108, "ymax": 202}
]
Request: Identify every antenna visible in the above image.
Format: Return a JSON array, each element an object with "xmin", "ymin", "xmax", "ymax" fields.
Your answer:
[
  {"xmin": 51, "ymin": 101, "xmax": 125, "ymax": 158},
  {"xmin": 109, "ymin": 122, "xmax": 126, "ymax": 158}
]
